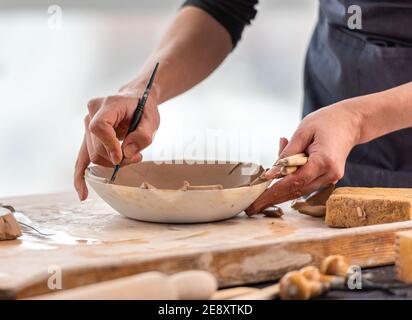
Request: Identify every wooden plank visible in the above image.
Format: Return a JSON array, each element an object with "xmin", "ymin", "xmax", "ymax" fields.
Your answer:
[{"xmin": 1, "ymin": 191, "xmax": 412, "ymax": 299}]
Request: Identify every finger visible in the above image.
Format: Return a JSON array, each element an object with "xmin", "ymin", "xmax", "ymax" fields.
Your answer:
[
  {"xmin": 84, "ymin": 115, "xmax": 114, "ymax": 167},
  {"xmin": 264, "ymin": 166, "xmax": 282, "ymax": 179},
  {"xmin": 263, "ymin": 137, "xmax": 290, "ymax": 179},
  {"xmin": 74, "ymin": 136, "xmax": 90, "ymax": 201},
  {"xmin": 89, "ymin": 153, "xmax": 114, "ymax": 167},
  {"xmin": 88, "ymin": 98, "xmax": 124, "ymax": 165},
  {"xmin": 122, "ymin": 127, "xmax": 155, "ymax": 158},
  {"xmin": 87, "ymin": 98, "xmax": 119, "ymax": 162},
  {"xmin": 246, "ymin": 175, "xmax": 329, "ymax": 216},
  {"xmin": 121, "ymin": 153, "xmax": 143, "ymax": 166},
  {"xmin": 278, "ymin": 129, "xmax": 313, "ymax": 159},
  {"xmin": 248, "ymin": 172, "xmax": 332, "ymax": 215},
  {"xmin": 122, "ymin": 107, "xmax": 159, "ymax": 158},
  {"xmin": 278, "ymin": 137, "xmax": 289, "ymax": 156},
  {"xmin": 246, "ymin": 155, "xmax": 323, "ymax": 214}
]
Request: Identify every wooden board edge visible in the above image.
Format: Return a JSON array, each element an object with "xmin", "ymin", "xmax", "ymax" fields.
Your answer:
[{"xmin": 11, "ymin": 224, "xmax": 412, "ymax": 299}]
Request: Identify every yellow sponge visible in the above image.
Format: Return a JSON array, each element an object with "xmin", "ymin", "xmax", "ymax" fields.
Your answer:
[{"xmin": 325, "ymin": 187, "xmax": 412, "ymax": 228}]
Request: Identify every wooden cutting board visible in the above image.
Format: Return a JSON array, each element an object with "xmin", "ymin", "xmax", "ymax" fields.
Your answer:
[{"xmin": 1, "ymin": 191, "xmax": 412, "ymax": 299}]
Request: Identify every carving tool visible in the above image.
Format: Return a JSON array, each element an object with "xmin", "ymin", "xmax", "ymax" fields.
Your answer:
[
  {"xmin": 263, "ymin": 153, "xmax": 309, "ymax": 181},
  {"xmin": 109, "ymin": 62, "xmax": 159, "ymax": 183},
  {"xmin": 276, "ymin": 153, "xmax": 308, "ymax": 167}
]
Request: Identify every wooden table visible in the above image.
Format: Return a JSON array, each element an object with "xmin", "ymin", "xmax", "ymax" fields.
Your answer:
[{"xmin": 1, "ymin": 191, "xmax": 412, "ymax": 299}]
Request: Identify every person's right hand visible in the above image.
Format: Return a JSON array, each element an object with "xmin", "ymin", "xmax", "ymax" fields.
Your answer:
[
  {"xmin": 74, "ymin": 89, "xmax": 160, "ymax": 201},
  {"xmin": 245, "ymin": 101, "xmax": 362, "ymax": 214}
]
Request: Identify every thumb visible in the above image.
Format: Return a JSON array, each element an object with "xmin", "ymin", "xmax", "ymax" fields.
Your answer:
[
  {"xmin": 123, "ymin": 127, "xmax": 156, "ymax": 159},
  {"xmin": 279, "ymin": 129, "xmax": 313, "ymax": 159}
]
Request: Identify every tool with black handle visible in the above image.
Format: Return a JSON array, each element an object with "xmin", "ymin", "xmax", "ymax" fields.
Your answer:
[{"xmin": 109, "ymin": 62, "xmax": 159, "ymax": 183}]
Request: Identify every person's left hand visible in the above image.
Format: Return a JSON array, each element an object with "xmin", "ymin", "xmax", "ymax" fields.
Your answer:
[{"xmin": 245, "ymin": 102, "xmax": 362, "ymax": 215}]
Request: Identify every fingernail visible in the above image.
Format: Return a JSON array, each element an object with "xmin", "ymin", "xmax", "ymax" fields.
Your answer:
[
  {"xmin": 124, "ymin": 144, "xmax": 138, "ymax": 158},
  {"xmin": 109, "ymin": 151, "xmax": 120, "ymax": 165}
]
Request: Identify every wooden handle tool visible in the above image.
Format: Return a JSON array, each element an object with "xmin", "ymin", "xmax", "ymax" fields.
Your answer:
[
  {"xmin": 276, "ymin": 153, "xmax": 308, "ymax": 167},
  {"xmin": 220, "ymin": 255, "xmax": 350, "ymax": 300},
  {"xmin": 275, "ymin": 153, "xmax": 308, "ymax": 177}
]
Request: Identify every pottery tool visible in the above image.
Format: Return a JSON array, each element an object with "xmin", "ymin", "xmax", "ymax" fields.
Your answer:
[
  {"xmin": 31, "ymin": 270, "xmax": 217, "ymax": 300},
  {"xmin": 229, "ymin": 255, "xmax": 412, "ymax": 300},
  {"xmin": 276, "ymin": 153, "xmax": 308, "ymax": 176},
  {"xmin": 109, "ymin": 62, "xmax": 159, "ymax": 183},
  {"xmin": 279, "ymin": 255, "xmax": 409, "ymax": 299},
  {"xmin": 211, "ymin": 256, "xmax": 343, "ymax": 300},
  {"xmin": 276, "ymin": 153, "xmax": 308, "ymax": 167},
  {"xmin": 262, "ymin": 153, "xmax": 308, "ymax": 181},
  {"xmin": 228, "ymin": 256, "xmax": 348, "ymax": 300}
]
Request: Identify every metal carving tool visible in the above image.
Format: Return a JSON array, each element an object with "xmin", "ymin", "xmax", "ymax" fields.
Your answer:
[{"xmin": 109, "ymin": 62, "xmax": 159, "ymax": 183}]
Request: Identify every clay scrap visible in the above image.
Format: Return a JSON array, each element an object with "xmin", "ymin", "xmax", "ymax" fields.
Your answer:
[
  {"xmin": 0, "ymin": 206, "xmax": 22, "ymax": 240},
  {"xmin": 262, "ymin": 206, "xmax": 284, "ymax": 218},
  {"xmin": 291, "ymin": 185, "xmax": 335, "ymax": 217},
  {"xmin": 325, "ymin": 187, "xmax": 412, "ymax": 228}
]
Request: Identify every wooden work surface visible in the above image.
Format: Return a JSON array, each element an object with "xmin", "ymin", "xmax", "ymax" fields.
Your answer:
[{"xmin": 1, "ymin": 191, "xmax": 412, "ymax": 299}]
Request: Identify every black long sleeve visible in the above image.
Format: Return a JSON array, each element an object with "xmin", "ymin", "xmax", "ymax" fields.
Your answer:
[{"xmin": 182, "ymin": 0, "xmax": 258, "ymax": 47}]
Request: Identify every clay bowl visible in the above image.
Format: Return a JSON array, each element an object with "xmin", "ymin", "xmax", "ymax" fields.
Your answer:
[{"xmin": 85, "ymin": 160, "xmax": 271, "ymax": 223}]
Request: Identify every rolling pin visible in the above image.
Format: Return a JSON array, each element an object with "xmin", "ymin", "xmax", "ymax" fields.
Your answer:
[{"xmin": 31, "ymin": 270, "xmax": 217, "ymax": 300}]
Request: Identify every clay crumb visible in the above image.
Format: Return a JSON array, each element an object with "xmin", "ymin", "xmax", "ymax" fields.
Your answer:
[
  {"xmin": 356, "ymin": 206, "xmax": 367, "ymax": 220},
  {"xmin": 179, "ymin": 181, "xmax": 223, "ymax": 191},
  {"xmin": 296, "ymin": 204, "xmax": 326, "ymax": 217},
  {"xmin": 262, "ymin": 206, "xmax": 284, "ymax": 218},
  {"xmin": 139, "ymin": 181, "xmax": 157, "ymax": 189},
  {"xmin": 0, "ymin": 207, "xmax": 22, "ymax": 241},
  {"xmin": 291, "ymin": 185, "xmax": 334, "ymax": 218}
]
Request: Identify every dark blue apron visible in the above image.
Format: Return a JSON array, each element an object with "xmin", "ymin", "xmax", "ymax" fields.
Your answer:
[{"xmin": 304, "ymin": 0, "xmax": 412, "ymax": 187}]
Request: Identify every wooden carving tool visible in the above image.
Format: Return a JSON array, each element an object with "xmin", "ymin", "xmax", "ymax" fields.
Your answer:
[
  {"xmin": 264, "ymin": 153, "xmax": 308, "ymax": 179},
  {"xmin": 280, "ymin": 166, "xmax": 298, "ymax": 175},
  {"xmin": 276, "ymin": 153, "xmax": 308, "ymax": 167},
  {"xmin": 220, "ymin": 255, "xmax": 349, "ymax": 300}
]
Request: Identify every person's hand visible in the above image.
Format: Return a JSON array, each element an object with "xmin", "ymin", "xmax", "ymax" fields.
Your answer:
[
  {"xmin": 246, "ymin": 102, "xmax": 362, "ymax": 214},
  {"xmin": 74, "ymin": 89, "xmax": 160, "ymax": 200}
]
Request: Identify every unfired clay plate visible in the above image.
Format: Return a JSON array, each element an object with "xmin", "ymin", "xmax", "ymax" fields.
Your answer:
[{"xmin": 85, "ymin": 161, "xmax": 271, "ymax": 223}]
